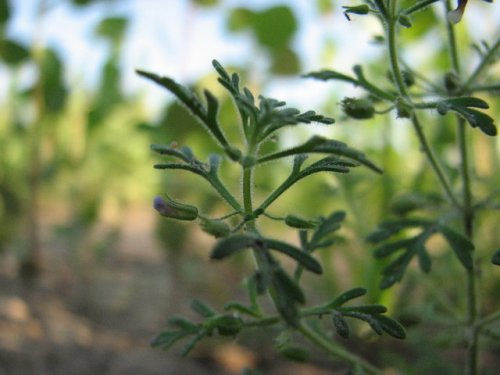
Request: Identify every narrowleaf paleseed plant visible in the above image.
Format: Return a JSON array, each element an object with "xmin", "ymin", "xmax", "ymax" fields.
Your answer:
[
  {"xmin": 138, "ymin": 0, "xmax": 499, "ymax": 373},
  {"xmin": 305, "ymin": 1, "xmax": 498, "ymax": 375},
  {"xmin": 137, "ymin": 60, "xmax": 405, "ymax": 374}
]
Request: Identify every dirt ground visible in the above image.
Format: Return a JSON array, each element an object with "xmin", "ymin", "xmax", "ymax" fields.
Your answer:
[{"xmin": 0, "ymin": 207, "xmax": 343, "ymax": 375}]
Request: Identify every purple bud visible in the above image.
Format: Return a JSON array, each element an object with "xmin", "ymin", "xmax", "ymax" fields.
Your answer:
[{"xmin": 152, "ymin": 195, "xmax": 198, "ymax": 220}]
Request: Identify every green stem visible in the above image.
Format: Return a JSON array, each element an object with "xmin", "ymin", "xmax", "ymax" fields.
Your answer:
[
  {"xmin": 386, "ymin": 1, "xmax": 460, "ymax": 208},
  {"xmin": 298, "ymin": 322, "xmax": 383, "ymax": 375},
  {"xmin": 444, "ymin": 2, "xmax": 480, "ymax": 374},
  {"xmin": 241, "ymin": 145, "xmax": 381, "ymax": 375}
]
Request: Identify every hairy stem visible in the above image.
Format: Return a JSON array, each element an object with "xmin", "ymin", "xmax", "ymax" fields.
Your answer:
[
  {"xmin": 444, "ymin": 2, "xmax": 480, "ymax": 374},
  {"xmin": 298, "ymin": 322, "xmax": 383, "ymax": 375}
]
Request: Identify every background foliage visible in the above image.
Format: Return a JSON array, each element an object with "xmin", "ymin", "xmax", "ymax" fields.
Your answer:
[{"xmin": 0, "ymin": 0, "xmax": 498, "ymax": 374}]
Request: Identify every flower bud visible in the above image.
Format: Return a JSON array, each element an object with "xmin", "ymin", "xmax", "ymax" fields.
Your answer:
[
  {"xmin": 153, "ymin": 196, "xmax": 198, "ymax": 221},
  {"xmin": 200, "ymin": 218, "xmax": 231, "ymax": 238},
  {"xmin": 341, "ymin": 97, "xmax": 375, "ymax": 120}
]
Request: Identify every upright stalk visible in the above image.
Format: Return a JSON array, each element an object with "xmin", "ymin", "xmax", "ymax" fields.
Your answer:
[
  {"xmin": 444, "ymin": 2, "xmax": 479, "ymax": 374},
  {"xmin": 385, "ymin": 1, "xmax": 460, "ymax": 208},
  {"xmin": 241, "ymin": 142, "xmax": 382, "ymax": 375}
]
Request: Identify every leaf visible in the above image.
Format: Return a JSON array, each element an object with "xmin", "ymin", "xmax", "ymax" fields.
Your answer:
[
  {"xmin": 340, "ymin": 305, "xmax": 388, "ymax": 314},
  {"xmin": 326, "ymin": 287, "xmax": 367, "ymax": 308},
  {"xmin": 273, "ymin": 268, "xmax": 305, "ymax": 304},
  {"xmin": 0, "ymin": 39, "xmax": 30, "ymax": 66},
  {"xmin": 272, "ymin": 279, "xmax": 301, "ymax": 327},
  {"xmin": 438, "ymin": 97, "xmax": 497, "ymax": 136},
  {"xmin": 343, "ymin": 311, "xmax": 383, "ymax": 335},
  {"xmin": 252, "ymin": 6, "xmax": 297, "ymax": 49},
  {"xmin": 270, "ymin": 47, "xmax": 300, "ymax": 76},
  {"xmin": 258, "ymin": 135, "xmax": 381, "ymax": 173},
  {"xmin": 137, "ymin": 69, "xmax": 230, "ymax": 148},
  {"xmin": 150, "ymin": 330, "xmax": 191, "ymax": 349},
  {"xmin": 210, "ymin": 234, "xmax": 257, "ymax": 260},
  {"xmin": 191, "ymin": 299, "xmax": 216, "ymax": 318},
  {"xmin": 492, "ymin": 249, "xmax": 500, "ymax": 266},
  {"xmin": 279, "ymin": 346, "xmax": 309, "ymax": 362},
  {"xmin": 332, "ymin": 311, "xmax": 350, "ymax": 338},
  {"xmin": 303, "ymin": 70, "xmax": 358, "ymax": 85},
  {"xmin": 0, "ymin": 0, "xmax": 10, "ymax": 24},
  {"xmin": 95, "ymin": 17, "xmax": 128, "ymax": 44},
  {"xmin": 374, "ymin": 315, "xmax": 406, "ymax": 339},
  {"xmin": 223, "ymin": 302, "xmax": 260, "ymax": 318},
  {"xmin": 263, "ymin": 238, "xmax": 323, "ymax": 274},
  {"xmin": 439, "ymin": 226, "xmax": 474, "ymax": 270},
  {"xmin": 226, "ymin": 7, "xmax": 254, "ymax": 32}
]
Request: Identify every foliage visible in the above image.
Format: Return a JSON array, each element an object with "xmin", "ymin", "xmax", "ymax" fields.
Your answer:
[
  {"xmin": 141, "ymin": 60, "xmax": 404, "ymax": 374},
  {"xmin": 145, "ymin": 1, "xmax": 499, "ymax": 374}
]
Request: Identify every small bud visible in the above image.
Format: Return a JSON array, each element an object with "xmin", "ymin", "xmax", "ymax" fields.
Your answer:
[
  {"xmin": 284, "ymin": 214, "xmax": 316, "ymax": 229},
  {"xmin": 398, "ymin": 15, "xmax": 412, "ymax": 28},
  {"xmin": 396, "ymin": 99, "xmax": 412, "ymax": 119},
  {"xmin": 201, "ymin": 218, "xmax": 231, "ymax": 238},
  {"xmin": 341, "ymin": 97, "xmax": 375, "ymax": 120},
  {"xmin": 153, "ymin": 196, "xmax": 198, "ymax": 221},
  {"xmin": 342, "ymin": 5, "xmax": 370, "ymax": 20}
]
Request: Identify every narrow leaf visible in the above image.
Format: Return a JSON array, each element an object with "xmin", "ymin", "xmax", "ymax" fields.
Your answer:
[
  {"xmin": 440, "ymin": 226, "xmax": 474, "ymax": 270},
  {"xmin": 326, "ymin": 287, "xmax": 367, "ymax": 308},
  {"xmin": 263, "ymin": 238, "xmax": 323, "ymax": 274},
  {"xmin": 191, "ymin": 299, "xmax": 216, "ymax": 318},
  {"xmin": 492, "ymin": 249, "xmax": 500, "ymax": 266},
  {"xmin": 374, "ymin": 315, "xmax": 406, "ymax": 339},
  {"xmin": 210, "ymin": 234, "xmax": 257, "ymax": 260}
]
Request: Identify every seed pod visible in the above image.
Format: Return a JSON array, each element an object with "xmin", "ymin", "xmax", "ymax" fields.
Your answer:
[
  {"xmin": 341, "ymin": 97, "xmax": 375, "ymax": 120},
  {"xmin": 153, "ymin": 196, "xmax": 198, "ymax": 221}
]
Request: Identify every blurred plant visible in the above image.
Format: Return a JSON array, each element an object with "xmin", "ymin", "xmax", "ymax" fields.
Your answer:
[
  {"xmin": 139, "ymin": 60, "xmax": 405, "ymax": 374},
  {"xmin": 307, "ymin": 1, "xmax": 498, "ymax": 374}
]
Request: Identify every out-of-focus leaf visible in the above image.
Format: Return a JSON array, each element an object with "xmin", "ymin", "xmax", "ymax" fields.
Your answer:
[
  {"xmin": 278, "ymin": 346, "xmax": 309, "ymax": 362},
  {"xmin": 39, "ymin": 48, "xmax": 67, "ymax": 113},
  {"xmin": 326, "ymin": 287, "xmax": 366, "ymax": 308},
  {"xmin": 439, "ymin": 226, "xmax": 474, "ymax": 270},
  {"xmin": 191, "ymin": 299, "xmax": 216, "ymax": 318},
  {"xmin": 191, "ymin": 0, "xmax": 219, "ymax": 7},
  {"xmin": 263, "ymin": 238, "xmax": 323, "ymax": 274},
  {"xmin": 270, "ymin": 48, "xmax": 300, "ymax": 76},
  {"xmin": 0, "ymin": 39, "xmax": 30, "ymax": 66},
  {"xmin": 210, "ymin": 234, "xmax": 257, "ymax": 260},
  {"xmin": 253, "ymin": 6, "xmax": 297, "ymax": 49},
  {"xmin": 375, "ymin": 315, "xmax": 406, "ymax": 339},
  {"xmin": 492, "ymin": 249, "xmax": 500, "ymax": 266},
  {"xmin": 227, "ymin": 7, "xmax": 254, "ymax": 32},
  {"xmin": 0, "ymin": 0, "xmax": 10, "ymax": 24},
  {"xmin": 95, "ymin": 17, "xmax": 128, "ymax": 44},
  {"xmin": 316, "ymin": 0, "xmax": 333, "ymax": 14}
]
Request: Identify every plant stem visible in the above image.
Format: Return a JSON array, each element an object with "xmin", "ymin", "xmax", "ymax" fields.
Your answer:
[
  {"xmin": 444, "ymin": 2, "xmax": 480, "ymax": 374},
  {"xmin": 298, "ymin": 322, "xmax": 383, "ymax": 375},
  {"xmin": 241, "ymin": 145, "xmax": 382, "ymax": 375},
  {"xmin": 385, "ymin": 4, "xmax": 460, "ymax": 208}
]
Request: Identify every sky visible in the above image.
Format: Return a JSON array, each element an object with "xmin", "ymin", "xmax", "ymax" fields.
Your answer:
[{"xmin": 1, "ymin": 0, "xmax": 499, "ymax": 112}]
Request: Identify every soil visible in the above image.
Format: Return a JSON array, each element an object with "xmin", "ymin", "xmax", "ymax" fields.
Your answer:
[{"xmin": 0, "ymin": 206, "xmax": 340, "ymax": 375}]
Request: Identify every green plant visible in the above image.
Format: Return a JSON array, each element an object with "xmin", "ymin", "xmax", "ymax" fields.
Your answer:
[
  {"xmin": 139, "ymin": 1, "xmax": 499, "ymax": 373},
  {"xmin": 138, "ymin": 60, "xmax": 405, "ymax": 374},
  {"xmin": 306, "ymin": 1, "xmax": 498, "ymax": 374}
]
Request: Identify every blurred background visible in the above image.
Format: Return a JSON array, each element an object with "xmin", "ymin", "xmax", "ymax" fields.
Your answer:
[{"xmin": 0, "ymin": 0, "xmax": 499, "ymax": 374}]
